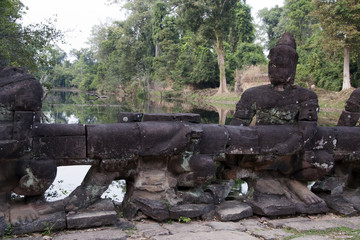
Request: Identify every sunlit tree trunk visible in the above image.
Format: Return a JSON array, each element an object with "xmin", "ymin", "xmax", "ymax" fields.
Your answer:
[
  {"xmin": 342, "ymin": 46, "xmax": 351, "ymax": 90},
  {"xmin": 155, "ymin": 44, "xmax": 160, "ymax": 57},
  {"xmin": 215, "ymin": 30, "xmax": 229, "ymax": 95}
]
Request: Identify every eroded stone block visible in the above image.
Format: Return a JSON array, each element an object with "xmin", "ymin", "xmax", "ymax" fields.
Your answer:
[
  {"xmin": 215, "ymin": 201, "xmax": 253, "ymax": 221},
  {"xmin": 66, "ymin": 211, "xmax": 117, "ymax": 229},
  {"xmin": 12, "ymin": 211, "xmax": 66, "ymax": 235},
  {"xmin": 33, "ymin": 136, "xmax": 86, "ymax": 159},
  {"xmin": 169, "ymin": 204, "xmax": 213, "ymax": 220},
  {"xmin": 87, "ymin": 123, "xmax": 140, "ymax": 159},
  {"xmin": 133, "ymin": 198, "xmax": 169, "ymax": 222}
]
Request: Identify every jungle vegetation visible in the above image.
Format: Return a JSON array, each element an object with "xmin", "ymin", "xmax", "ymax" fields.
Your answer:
[{"xmin": 1, "ymin": 0, "xmax": 359, "ymax": 94}]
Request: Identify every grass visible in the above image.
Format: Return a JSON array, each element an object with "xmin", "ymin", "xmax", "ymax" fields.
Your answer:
[
  {"xmin": 315, "ymin": 88, "xmax": 350, "ymax": 110},
  {"xmin": 207, "ymin": 92, "xmax": 240, "ymax": 103},
  {"xmin": 283, "ymin": 226, "xmax": 360, "ymax": 240},
  {"xmin": 315, "ymin": 88, "xmax": 352, "ymax": 126},
  {"xmin": 42, "ymin": 222, "xmax": 56, "ymax": 236},
  {"xmin": 124, "ymin": 226, "xmax": 137, "ymax": 236}
]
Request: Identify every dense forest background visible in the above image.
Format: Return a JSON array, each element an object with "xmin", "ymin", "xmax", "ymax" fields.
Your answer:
[{"xmin": 1, "ymin": 0, "xmax": 359, "ymax": 95}]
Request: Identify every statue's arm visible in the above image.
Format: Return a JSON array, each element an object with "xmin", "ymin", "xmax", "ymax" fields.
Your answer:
[
  {"xmin": 230, "ymin": 93, "xmax": 255, "ymax": 126},
  {"xmin": 298, "ymin": 97, "xmax": 319, "ymax": 141}
]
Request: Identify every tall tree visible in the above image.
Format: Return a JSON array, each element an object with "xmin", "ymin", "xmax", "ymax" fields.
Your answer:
[
  {"xmin": 172, "ymin": 31, "xmax": 218, "ymax": 88},
  {"xmin": 152, "ymin": 0, "xmax": 167, "ymax": 57},
  {"xmin": 258, "ymin": 5, "xmax": 285, "ymax": 50},
  {"xmin": 152, "ymin": 15, "xmax": 181, "ymax": 82},
  {"xmin": 225, "ymin": 2, "xmax": 265, "ymax": 82},
  {"xmin": 228, "ymin": 1, "xmax": 255, "ymax": 52},
  {"xmin": 70, "ymin": 48, "xmax": 98, "ymax": 90},
  {"xmin": 90, "ymin": 0, "xmax": 155, "ymax": 93},
  {"xmin": 312, "ymin": 0, "xmax": 360, "ymax": 90},
  {"xmin": 0, "ymin": 0, "xmax": 62, "ymax": 71},
  {"xmin": 175, "ymin": 0, "xmax": 241, "ymax": 94},
  {"xmin": 284, "ymin": 0, "xmax": 314, "ymax": 45}
]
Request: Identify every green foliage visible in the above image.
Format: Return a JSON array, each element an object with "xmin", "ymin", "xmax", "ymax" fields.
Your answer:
[
  {"xmin": 170, "ymin": 32, "xmax": 219, "ymax": 89},
  {"xmin": 4, "ymin": 223, "xmax": 14, "ymax": 236},
  {"xmin": 259, "ymin": 0, "xmax": 360, "ymax": 91},
  {"xmin": 258, "ymin": 5, "xmax": 286, "ymax": 50},
  {"xmin": 0, "ymin": 0, "xmax": 62, "ymax": 71},
  {"xmin": 284, "ymin": 0, "xmax": 314, "ymax": 45},
  {"xmin": 90, "ymin": 3, "xmax": 154, "ymax": 92},
  {"xmin": 43, "ymin": 48, "xmax": 99, "ymax": 91},
  {"xmin": 70, "ymin": 49, "xmax": 99, "ymax": 90},
  {"xmin": 227, "ymin": 1, "xmax": 255, "ymax": 52},
  {"xmin": 42, "ymin": 222, "xmax": 56, "ymax": 236},
  {"xmin": 173, "ymin": 0, "xmax": 259, "ymax": 93},
  {"xmin": 312, "ymin": 0, "xmax": 360, "ymax": 52},
  {"xmin": 296, "ymin": 46, "xmax": 343, "ymax": 91},
  {"xmin": 226, "ymin": 42, "xmax": 267, "ymax": 83},
  {"xmin": 259, "ymin": 0, "xmax": 314, "ymax": 49},
  {"xmin": 152, "ymin": 15, "xmax": 180, "ymax": 82},
  {"xmin": 178, "ymin": 216, "xmax": 191, "ymax": 223},
  {"xmin": 152, "ymin": 0, "xmax": 167, "ymax": 57},
  {"xmin": 42, "ymin": 0, "xmax": 262, "ymax": 93},
  {"xmin": 312, "ymin": 0, "xmax": 360, "ymax": 89}
]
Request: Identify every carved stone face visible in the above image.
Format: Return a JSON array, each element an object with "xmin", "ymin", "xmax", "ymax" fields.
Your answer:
[{"xmin": 268, "ymin": 33, "xmax": 299, "ymax": 86}]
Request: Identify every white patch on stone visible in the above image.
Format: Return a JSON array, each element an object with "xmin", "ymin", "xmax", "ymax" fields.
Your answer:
[
  {"xmin": 332, "ymin": 139, "xmax": 337, "ymax": 148},
  {"xmin": 315, "ymin": 138, "xmax": 327, "ymax": 149}
]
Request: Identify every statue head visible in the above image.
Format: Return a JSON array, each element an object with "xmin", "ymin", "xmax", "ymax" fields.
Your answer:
[
  {"xmin": 268, "ymin": 32, "xmax": 298, "ymax": 86},
  {"xmin": 345, "ymin": 88, "xmax": 360, "ymax": 112}
]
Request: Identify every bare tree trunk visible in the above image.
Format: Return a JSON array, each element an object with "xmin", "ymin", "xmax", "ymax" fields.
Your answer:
[
  {"xmin": 215, "ymin": 30, "xmax": 229, "ymax": 95},
  {"xmin": 235, "ymin": 69, "xmax": 243, "ymax": 95},
  {"xmin": 342, "ymin": 46, "xmax": 351, "ymax": 90},
  {"xmin": 155, "ymin": 44, "xmax": 160, "ymax": 57}
]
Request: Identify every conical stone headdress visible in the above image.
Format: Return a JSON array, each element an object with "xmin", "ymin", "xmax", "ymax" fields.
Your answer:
[{"xmin": 276, "ymin": 32, "xmax": 296, "ymax": 50}]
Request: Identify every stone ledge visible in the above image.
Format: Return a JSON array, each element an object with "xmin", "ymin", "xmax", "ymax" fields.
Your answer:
[{"xmin": 66, "ymin": 211, "xmax": 118, "ymax": 229}]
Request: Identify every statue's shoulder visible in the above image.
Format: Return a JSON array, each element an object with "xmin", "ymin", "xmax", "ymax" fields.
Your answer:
[
  {"xmin": 242, "ymin": 85, "xmax": 271, "ymax": 95},
  {"xmin": 292, "ymin": 85, "xmax": 318, "ymax": 100},
  {"xmin": 239, "ymin": 85, "xmax": 271, "ymax": 104}
]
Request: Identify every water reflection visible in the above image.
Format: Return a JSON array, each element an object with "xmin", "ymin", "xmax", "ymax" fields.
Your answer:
[{"xmin": 42, "ymin": 90, "xmax": 235, "ymax": 125}]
